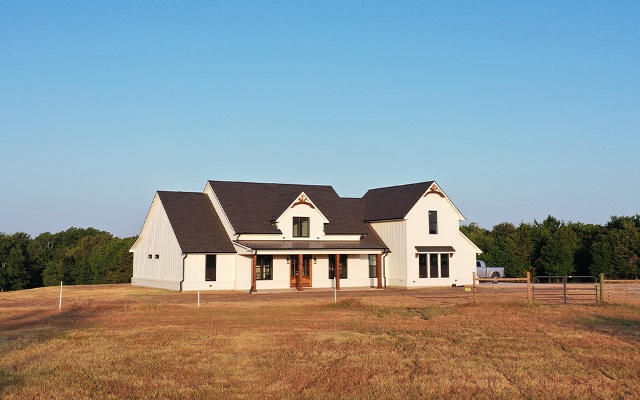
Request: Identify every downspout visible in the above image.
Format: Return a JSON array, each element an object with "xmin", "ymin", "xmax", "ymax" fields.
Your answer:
[
  {"xmin": 249, "ymin": 250, "xmax": 257, "ymax": 294},
  {"xmin": 383, "ymin": 250, "xmax": 389, "ymax": 288},
  {"xmin": 180, "ymin": 254, "xmax": 187, "ymax": 292}
]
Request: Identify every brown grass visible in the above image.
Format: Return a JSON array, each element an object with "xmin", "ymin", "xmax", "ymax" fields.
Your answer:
[{"xmin": 1, "ymin": 285, "xmax": 639, "ymax": 399}]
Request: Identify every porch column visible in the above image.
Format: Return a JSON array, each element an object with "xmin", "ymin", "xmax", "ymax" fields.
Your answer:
[
  {"xmin": 297, "ymin": 254, "xmax": 304, "ymax": 291},
  {"xmin": 250, "ymin": 254, "xmax": 257, "ymax": 293},
  {"xmin": 335, "ymin": 254, "xmax": 341, "ymax": 290},
  {"xmin": 376, "ymin": 253, "xmax": 383, "ymax": 289}
]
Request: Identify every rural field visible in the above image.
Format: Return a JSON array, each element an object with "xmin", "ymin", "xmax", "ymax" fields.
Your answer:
[{"xmin": 1, "ymin": 285, "xmax": 639, "ymax": 399}]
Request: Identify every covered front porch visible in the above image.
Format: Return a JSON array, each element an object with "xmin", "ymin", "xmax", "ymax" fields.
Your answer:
[{"xmin": 234, "ymin": 241, "xmax": 387, "ymax": 293}]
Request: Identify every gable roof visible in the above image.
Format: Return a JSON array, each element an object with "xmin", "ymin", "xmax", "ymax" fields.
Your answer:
[
  {"xmin": 362, "ymin": 181, "xmax": 435, "ymax": 221},
  {"xmin": 208, "ymin": 180, "xmax": 371, "ymax": 235},
  {"xmin": 158, "ymin": 191, "xmax": 236, "ymax": 254}
]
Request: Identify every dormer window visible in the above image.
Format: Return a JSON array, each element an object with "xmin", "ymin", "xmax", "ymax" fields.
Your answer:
[{"xmin": 293, "ymin": 217, "xmax": 310, "ymax": 237}]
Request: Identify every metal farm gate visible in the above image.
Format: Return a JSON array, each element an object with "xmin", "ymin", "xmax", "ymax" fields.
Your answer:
[{"xmin": 532, "ymin": 276, "xmax": 599, "ymax": 304}]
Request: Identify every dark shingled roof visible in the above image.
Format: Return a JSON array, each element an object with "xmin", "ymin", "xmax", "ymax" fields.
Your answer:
[
  {"xmin": 415, "ymin": 246, "xmax": 456, "ymax": 253},
  {"xmin": 235, "ymin": 239, "xmax": 387, "ymax": 251},
  {"xmin": 362, "ymin": 181, "xmax": 434, "ymax": 221},
  {"xmin": 208, "ymin": 180, "xmax": 372, "ymax": 235},
  {"xmin": 158, "ymin": 191, "xmax": 236, "ymax": 254}
]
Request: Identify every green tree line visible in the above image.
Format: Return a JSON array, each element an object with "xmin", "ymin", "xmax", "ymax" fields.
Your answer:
[
  {"xmin": 2, "ymin": 215, "xmax": 639, "ymax": 291},
  {"xmin": 461, "ymin": 215, "xmax": 640, "ymax": 279},
  {"xmin": 0, "ymin": 227, "xmax": 136, "ymax": 292}
]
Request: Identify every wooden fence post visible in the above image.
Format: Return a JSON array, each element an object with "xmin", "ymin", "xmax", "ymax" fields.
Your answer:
[
  {"xmin": 527, "ymin": 271, "xmax": 531, "ymax": 302},
  {"xmin": 599, "ymin": 273, "xmax": 605, "ymax": 303}
]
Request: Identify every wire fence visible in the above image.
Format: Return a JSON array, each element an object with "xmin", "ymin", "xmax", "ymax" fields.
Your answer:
[{"xmin": 602, "ymin": 279, "xmax": 640, "ymax": 304}]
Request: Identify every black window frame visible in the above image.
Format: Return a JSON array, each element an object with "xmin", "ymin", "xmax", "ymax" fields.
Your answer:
[
  {"xmin": 328, "ymin": 254, "xmax": 348, "ymax": 279},
  {"xmin": 429, "ymin": 211, "xmax": 438, "ymax": 234},
  {"xmin": 293, "ymin": 217, "xmax": 310, "ymax": 238},
  {"xmin": 419, "ymin": 254, "xmax": 428, "ymax": 278},
  {"xmin": 205, "ymin": 255, "xmax": 217, "ymax": 281},
  {"xmin": 419, "ymin": 253, "xmax": 450, "ymax": 278},
  {"xmin": 368, "ymin": 254, "xmax": 377, "ymax": 278},
  {"xmin": 429, "ymin": 253, "xmax": 439, "ymax": 278},
  {"xmin": 441, "ymin": 254, "xmax": 450, "ymax": 278},
  {"xmin": 256, "ymin": 255, "xmax": 273, "ymax": 280}
]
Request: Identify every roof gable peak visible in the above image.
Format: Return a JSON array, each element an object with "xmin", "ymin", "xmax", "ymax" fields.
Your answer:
[
  {"xmin": 423, "ymin": 182, "xmax": 445, "ymax": 198},
  {"xmin": 277, "ymin": 191, "xmax": 330, "ymax": 224},
  {"xmin": 290, "ymin": 192, "xmax": 316, "ymax": 209}
]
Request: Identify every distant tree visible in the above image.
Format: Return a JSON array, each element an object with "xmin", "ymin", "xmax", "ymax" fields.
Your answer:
[
  {"xmin": 460, "ymin": 223, "xmax": 493, "ymax": 256},
  {"xmin": 537, "ymin": 224, "xmax": 579, "ymax": 276},
  {"xmin": 508, "ymin": 222, "xmax": 536, "ymax": 277},
  {"xmin": 590, "ymin": 217, "xmax": 640, "ymax": 278},
  {"xmin": 0, "ymin": 233, "xmax": 32, "ymax": 291},
  {"xmin": 570, "ymin": 222, "xmax": 603, "ymax": 276},
  {"xmin": 42, "ymin": 227, "xmax": 109, "ymax": 286},
  {"xmin": 487, "ymin": 223, "xmax": 520, "ymax": 276},
  {"xmin": 65, "ymin": 231, "xmax": 117, "ymax": 285},
  {"xmin": 27, "ymin": 232, "xmax": 57, "ymax": 288},
  {"xmin": 88, "ymin": 237, "xmax": 136, "ymax": 283}
]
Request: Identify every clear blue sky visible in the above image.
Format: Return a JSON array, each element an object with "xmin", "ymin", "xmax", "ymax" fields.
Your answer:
[{"xmin": 2, "ymin": 1, "xmax": 639, "ymax": 238}]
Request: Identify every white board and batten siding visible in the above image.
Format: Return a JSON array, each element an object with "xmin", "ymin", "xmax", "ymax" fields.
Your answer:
[
  {"xmin": 131, "ymin": 195, "xmax": 184, "ymax": 291},
  {"xmin": 369, "ymin": 220, "xmax": 407, "ymax": 287},
  {"xmin": 182, "ymin": 254, "xmax": 242, "ymax": 291},
  {"xmin": 404, "ymin": 189, "xmax": 477, "ymax": 287}
]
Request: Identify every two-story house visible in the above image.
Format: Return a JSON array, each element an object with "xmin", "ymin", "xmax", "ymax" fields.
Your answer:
[{"xmin": 130, "ymin": 180, "xmax": 481, "ymax": 291}]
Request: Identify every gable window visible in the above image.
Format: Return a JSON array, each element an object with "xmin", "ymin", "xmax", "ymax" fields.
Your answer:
[
  {"xmin": 428, "ymin": 211, "xmax": 438, "ymax": 234},
  {"xmin": 256, "ymin": 255, "xmax": 273, "ymax": 280},
  {"xmin": 293, "ymin": 217, "xmax": 310, "ymax": 237},
  {"xmin": 329, "ymin": 254, "xmax": 348, "ymax": 279},
  {"xmin": 205, "ymin": 255, "xmax": 217, "ymax": 281},
  {"xmin": 368, "ymin": 255, "xmax": 378, "ymax": 278}
]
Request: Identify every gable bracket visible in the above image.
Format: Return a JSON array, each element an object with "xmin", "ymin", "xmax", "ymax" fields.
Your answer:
[
  {"xmin": 423, "ymin": 185, "xmax": 445, "ymax": 198},
  {"xmin": 291, "ymin": 194, "xmax": 316, "ymax": 209}
]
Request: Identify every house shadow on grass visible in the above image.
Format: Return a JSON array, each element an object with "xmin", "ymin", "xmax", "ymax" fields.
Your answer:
[
  {"xmin": 575, "ymin": 314, "xmax": 640, "ymax": 343},
  {"xmin": 0, "ymin": 305, "xmax": 98, "ymax": 391}
]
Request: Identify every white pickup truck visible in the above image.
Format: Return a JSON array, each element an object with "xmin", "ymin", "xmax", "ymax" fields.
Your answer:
[{"xmin": 476, "ymin": 260, "xmax": 505, "ymax": 279}]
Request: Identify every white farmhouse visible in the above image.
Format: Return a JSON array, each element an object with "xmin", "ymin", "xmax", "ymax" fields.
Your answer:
[{"xmin": 130, "ymin": 180, "xmax": 481, "ymax": 292}]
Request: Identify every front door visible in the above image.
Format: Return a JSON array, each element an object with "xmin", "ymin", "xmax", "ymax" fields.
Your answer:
[{"xmin": 290, "ymin": 254, "xmax": 312, "ymax": 287}]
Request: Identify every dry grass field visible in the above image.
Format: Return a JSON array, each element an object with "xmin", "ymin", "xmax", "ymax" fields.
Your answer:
[{"xmin": 1, "ymin": 285, "xmax": 639, "ymax": 399}]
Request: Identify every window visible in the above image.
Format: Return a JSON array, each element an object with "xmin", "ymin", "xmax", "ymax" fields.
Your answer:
[
  {"xmin": 256, "ymin": 255, "xmax": 273, "ymax": 280},
  {"xmin": 148, "ymin": 254, "xmax": 152, "ymax": 259},
  {"xmin": 155, "ymin": 254, "xmax": 160, "ymax": 259},
  {"xmin": 430, "ymin": 254, "xmax": 439, "ymax": 278},
  {"xmin": 419, "ymin": 253, "xmax": 450, "ymax": 278},
  {"xmin": 429, "ymin": 211, "xmax": 438, "ymax": 234},
  {"xmin": 293, "ymin": 217, "xmax": 310, "ymax": 237},
  {"xmin": 329, "ymin": 254, "xmax": 348, "ymax": 279},
  {"xmin": 368, "ymin": 255, "xmax": 377, "ymax": 278},
  {"xmin": 329, "ymin": 256, "xmax": 335, "ymax": 279},
  {"xmin": 205, "ymin": 255, "xmax": 216, "ymax": 281},
  {"xmin": 419, "ymin": 254, "xmax": 428, "ymax": 278},
  {"xmin": 441, "ymin": 254, "xmax": 449, "ymax": 278}
]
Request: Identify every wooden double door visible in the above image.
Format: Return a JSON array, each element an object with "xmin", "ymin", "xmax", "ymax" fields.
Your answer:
[{"xmin": 290, "ymin": 254, "xmax": 312, "ymax": 287}]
